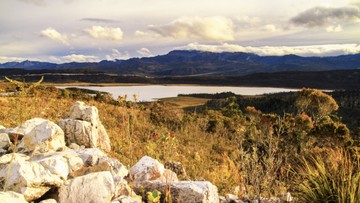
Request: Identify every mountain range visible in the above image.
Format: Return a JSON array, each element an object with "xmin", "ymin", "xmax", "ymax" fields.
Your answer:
[{"xmin": 1, "ymin": 50, "xmax": 360, "ymax": 76}]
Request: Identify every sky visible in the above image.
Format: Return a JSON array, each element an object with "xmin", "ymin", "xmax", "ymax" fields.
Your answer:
[{"xmin": 1, "ymin": 0, "xmax": 360, "ymax": 63}]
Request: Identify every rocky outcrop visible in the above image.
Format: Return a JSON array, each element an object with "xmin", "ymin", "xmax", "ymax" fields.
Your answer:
[
  {"xmin": 8, "ymin": 118, "xmax": 66, "ymax": 154},
  {"xmin": 0, "ymin": 101, "xmax": 222, "ymax": 203},
  {"xmin": 58, "ymin": 171, "xmax": 115, "ymax": 203},
  {"xmin": 0, "ymin": 191, "xmax": 27, "ymax": 203},
  {"xmin": 58, "ymin": 101, "xmax": 111, "ymax": 152}
]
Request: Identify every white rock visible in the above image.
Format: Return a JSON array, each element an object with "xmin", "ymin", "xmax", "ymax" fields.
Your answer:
[
  {"xmin": 0, "ymin": 154, "xmax": 64, "ymax": 201},
  {"xmin": 111, "ymin": 195, "xmax": 142, "ymax": 203},
  {"xmin": 58, "ymin": 171, "xmax": 115, "ymax": 203},
  {"xmin": 59, "ymin": 119, "xmax": 98, "ymax": 149},
  {"xmin": 0, "ymin": 191, "xmax": 27, "ymax": 203},
  {"xmin": 11, "ymin": 118, "xmax": 66, "ymax": 154},
  {"xmin": 130, "ymin": 156, "xmax": 178, "ymax": 182},
  {"xmin": 99, "ymin": 157, "xmax": 128, "ymax": 178},
  {"xmin": 0, "ymin": 124, "xmax": 5, "ymax": 130},
  {"xmin": 226, "ymin": 194, "xmax": 239, "ymax": 201},
  {"xmin": 68, "ymin": 142, "xmax": 81, "ymax": 150},
  {"xmin": 280, "ymin": 192, "xmax": 293, "ymax": 202},
  {"xmin": 59, "ymin": 101, "xmax": 111, "ymax": 152},
  {"xmin": 69, "ymin": 101, "xmax": 99, "ymax": 123},
  {"xmin": 35, "ymin": 155, "xmax": 69, "ymax": 180},
  {"xmin": 75, "ymin": 148, "xmax": 107, "ymax": 166},
  {"xmin": 31, "ymin": 150, "xmax": 84, "ymax": 173},
  {"xmin": 39, "ymin": 199, "xmax": 58, "ymax": 203},
  {"xmin": 0, "ymin": 133, "xmax": 11, "ymax": 149},
  {"xmin": 0, "ymin": 153, "xmax": 30, "ymax": 164},
  {"xmin": 135, "ymin": 181, "xmax": 219, "ymax": 203}
]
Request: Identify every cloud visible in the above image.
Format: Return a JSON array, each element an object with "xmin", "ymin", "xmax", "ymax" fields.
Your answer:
[
  {"xmin": 235, "ymin": 16, "xmax": 261, "ymax": 28},
  {"xmin": 105, "ymin": 49, "xmax": 130, "ymax": 60},
  {"xmin": 149, "ymin": 16, "xmax": 234, "ymax": 41},
  {"xmin": 62, "ymin": 54, "xmax": 99, "ymax": 63},
  {"xmin": 17, "ymin": 0, "xmax": 73, "ymax": 6},
  {"xmin": 326, "ymin": 25, "xmax": 343, "ymax": 32},
  {"xmin": 137, "ymin": 48, "xmax": 152, "ymax": 57},
  {"xmin": 81, "ymin": 18, "xmax": 120, "ymax": 24},
  {"xmin": 177, "ymin": 42, "xmax": 360, "ymax": 56},
  {"xmin": 84, "ymin": 26, "xmax": 123, "ymax": 41},
  {"xmin": 290, "ymin": 6, "xmax": 360, "ymax": 28},
  {"xmin": 0, "ymin": 56, "xmax": 26, "ymax": 63},
  {"xmin": 40, "ymin": 27, "xmax": 69, "ymax": 45}
]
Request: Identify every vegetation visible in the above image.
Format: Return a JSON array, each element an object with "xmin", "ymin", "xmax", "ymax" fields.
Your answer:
[{"xmin": 0, "ymin": 79, "xmax": 359, "ymax": 202}]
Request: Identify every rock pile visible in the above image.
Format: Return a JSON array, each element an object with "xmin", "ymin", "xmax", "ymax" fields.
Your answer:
[{"xmin": 0, "ymin": 101, "xmax": 219, "ymax": 203}]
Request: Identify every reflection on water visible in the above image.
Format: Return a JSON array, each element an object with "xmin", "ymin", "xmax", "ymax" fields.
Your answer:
[{"xmin": 58, "ymin": 85, "xmax": 298, "ymax": 102}]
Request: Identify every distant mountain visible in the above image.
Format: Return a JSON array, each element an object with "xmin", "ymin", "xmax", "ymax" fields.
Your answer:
[{"xmin": 1, "ymin": 50, "xmax": 360, "ymax": 76}]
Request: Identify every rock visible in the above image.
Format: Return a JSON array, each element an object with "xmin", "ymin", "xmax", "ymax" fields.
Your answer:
[
  {"xmin": 10, "ymin": 118, "xmax": 66, "ymax": 154},
  {"xmin": 129, "ymin": 156, "xmax": 178, "ymax": 182},
  {"xmin": 111, "ymin": 195, "xmax": 142, "ymax": 203},
  {"xmin": 0, "ymin": 133, "xmax": 11, "ymax": 149},
  {"xmin": 226, "ymin": 194, "xmax": 239, "ymax": 202},
  {"xmin": 135, "ymin": 181, "xmax": 219, "ymax": 203},
  {"xmin": 98, "ymin": 157, "xmax": 128, "ymax": 178},
  {"xmin": 39, "ymin": 199, "xmax": 58, "ymax": 203},
  {"xmin": 0, "ymin": 191, "xmax": 28, "ymax": 203},
  {"xmin": 68, "ymin": 142, "xmax": 81, "ymax": 150},
  {"xmin": 219, "ymin": 196, "xmax": 227, "ymax": 203},
  {"xmin": 75, "ymin": 148, "xmax": 107, "ymax": 166},
  {"xmin": 0, "ymin": 124, "xmax": 5, "ymax": 130},
  {"xmin": 0, "ymin": 153, "xmax": 64, "ymax": 201},
  {"xmin": 59, "ymin": 101, "xmax": 111, "ymax": 152},
  {"xmin": 35, "ymin": 155, "xmax": 69, "ymax": 180},
  {"xmin": 165, "ymin": 161, "xmax": 187, "ymax": 177},
  {"xmin": 58, "ymin": 171, "xmax": 115, "ymax": 203}
]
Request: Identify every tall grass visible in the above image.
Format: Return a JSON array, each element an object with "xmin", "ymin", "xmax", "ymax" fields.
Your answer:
[{"xmin": 294, "ymin": 148, "xmax": 360, "ymax": 203}]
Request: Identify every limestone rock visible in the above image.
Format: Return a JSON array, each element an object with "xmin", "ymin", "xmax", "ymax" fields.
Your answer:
[
  {"xmin": 135, "ymin": 181, "xmax": 219, "ymax": 203},
  {"xmin": 39, "ymin": 199, "xmax": 58, "ymax": 203},
  {"xmin": 0, "ymin": 153, "xmax": 64, "ymax": 201},
  {"xmin": 99, "ymin": 157, "xmax": 128, "ymax": 178},
  {"xmin": 59, "ymin": 101, "xmax": 111, "ymax": 152},
  {"xmin": 0, "ymin": 124, "xmax": 5, "ymax": 130},
  {"xmin": 0, "ymin": 191, "xmax": 27, "ymax": 203},
  {"xmin": 58, "ymin": 171, "xmax": 115, "ymax": 203},
  {"xmin": 11, "ymin": 118, "xmax": 66, "ymax": 154},
  {"xmin": 111, "ymin": 195, "xmax": 142, "ymax": 203},
  {"xmin": 35, "ymin": 155, "xmax": 69, "ymax": 180},
  {"xmin": 75, "ymin": 148, "xmax": 107, "ymax": 166},
  {"xmin": 0, "ymin": 133, "xmax": 11, "ymax": 149},
  {"xmin": 129, "ymin": 156, "xmax": 178, "ymax": 182}
]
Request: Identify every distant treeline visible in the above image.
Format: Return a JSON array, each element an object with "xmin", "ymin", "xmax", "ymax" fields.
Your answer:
[{"xmin": 1, "ymin": 69, "xmax": 360, "ymax": 89}]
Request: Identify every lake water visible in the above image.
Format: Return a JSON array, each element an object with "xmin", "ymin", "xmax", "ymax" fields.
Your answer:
[{"xmin": 58, "ymin": 85, "xmax": 298, "ymax": 101}]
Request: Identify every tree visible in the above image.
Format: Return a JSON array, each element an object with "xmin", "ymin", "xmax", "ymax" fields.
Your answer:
[{"xmin": 295, "ymin": 88, "xmax": 339, "ymax": 121}]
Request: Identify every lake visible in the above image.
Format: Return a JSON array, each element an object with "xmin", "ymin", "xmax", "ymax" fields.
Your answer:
[{"xmin": 58, "ymin": 85, "xmax": 298, "ymax": 102}]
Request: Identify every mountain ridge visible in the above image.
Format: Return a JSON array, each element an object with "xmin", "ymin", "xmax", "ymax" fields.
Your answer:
[{"xmin": 1, "ymin": 50, "xmax": 359, "ymax": 76}]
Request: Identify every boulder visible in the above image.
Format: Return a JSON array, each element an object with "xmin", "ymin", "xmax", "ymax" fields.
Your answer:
[
  {"xmin": 35, "ymin": 155, "xmax": 69, "ymax": 180},
  {"xmin": 0, "ymin": 153, "xmax": 64, "ymax": 201},
  {"xmin": 75, "ymin": 148, "xmax": 107, "ymax": 166},
  {"xmin": 39, "ymin": 199, "xmax": 58, "ymax": 203},
  {"xmin": 111, "ymin": 195, "xmax": 142, "ymax": 203},
  {"xmin": 10, "ymin": 118, "xmax": 66, "ymax": 154},
  {"xmin": 129, "ymin": 156, "xmax": 178, "ymax": 182},
  {"xmin": 98, "ymin": 157, "xmax": 128, "ymax": 178},
  {"xmin": 0, "ymin": 133, "xmax": 11, "ymax": 149},
  {"xmin": 58, "ymin": 101, "xmax": 111, "ymax": 152},
  {"xmin": 0, "ymin": 124, "xmax": 5, "ymax": 130},
  {"xmin": 58, "ymin": 171, "xmax": 115, "ymax": 203},
  {"xmin": 0, "ymin": 191, "xmax": 27, "ymax": 203},
  {"xmin": 134, "ymin": 181, "xmax": 219, "ymax": 203}
]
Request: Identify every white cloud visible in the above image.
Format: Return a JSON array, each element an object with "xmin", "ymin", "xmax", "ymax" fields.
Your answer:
[
  {"xmin": 264, "ymin": 24, "xmax": 279, "ymax": 32},
  {"xmin": 235, "ymin": 16, "xmax": 261, "ymax": 28},
  {"xmin": 178, "ymin": 42, "xmax": 360, "ymax": 56},
  {"xmin": 62, "ymin": 54, "xmax": 99, "ymax": 62},
  {"xmin": 137, "ymin": 48, "xmax": 152, "ymax": 57},
  {"xmin": 326, "ymin": 25, "xmax": 343, "ymax": 32},
  {"xmin": 105, "ymin": 49, "xmax": 130, "ymax": 60},
  {"xmin": 149, "ymin": 16, "xmax": 235, "ymax": 41},
  {"xmin": 0, "ymin": 56, "xmax": 26, "ymax": 63},
  {"xmin": 40, "ymin": 27, "xmax": 69, "ymax": 45},
  {"xmin": 84, "ymin": 26, "xmax": 123, "ymax": 41}
]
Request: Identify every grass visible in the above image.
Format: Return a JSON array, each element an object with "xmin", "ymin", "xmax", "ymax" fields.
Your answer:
[
  {"xmin": 294, "ymin": 148, "xmax": 360, "ymax": 203},
  {"xmin": 0, "ymin": 82, "xmax": 359, "ymax": 201},
  {"xmin": 159, "ymin": 96, "xmax": 209, "ymax": 109}
]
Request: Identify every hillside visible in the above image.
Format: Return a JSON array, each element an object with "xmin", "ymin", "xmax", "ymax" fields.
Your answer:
[
  {"xmin": 1, "ymin": 69, "xmax": 359, "ymax": 90},
  {"xmin": 1, "ymin": 50, "xmax": 360, "ymax": 76}
]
